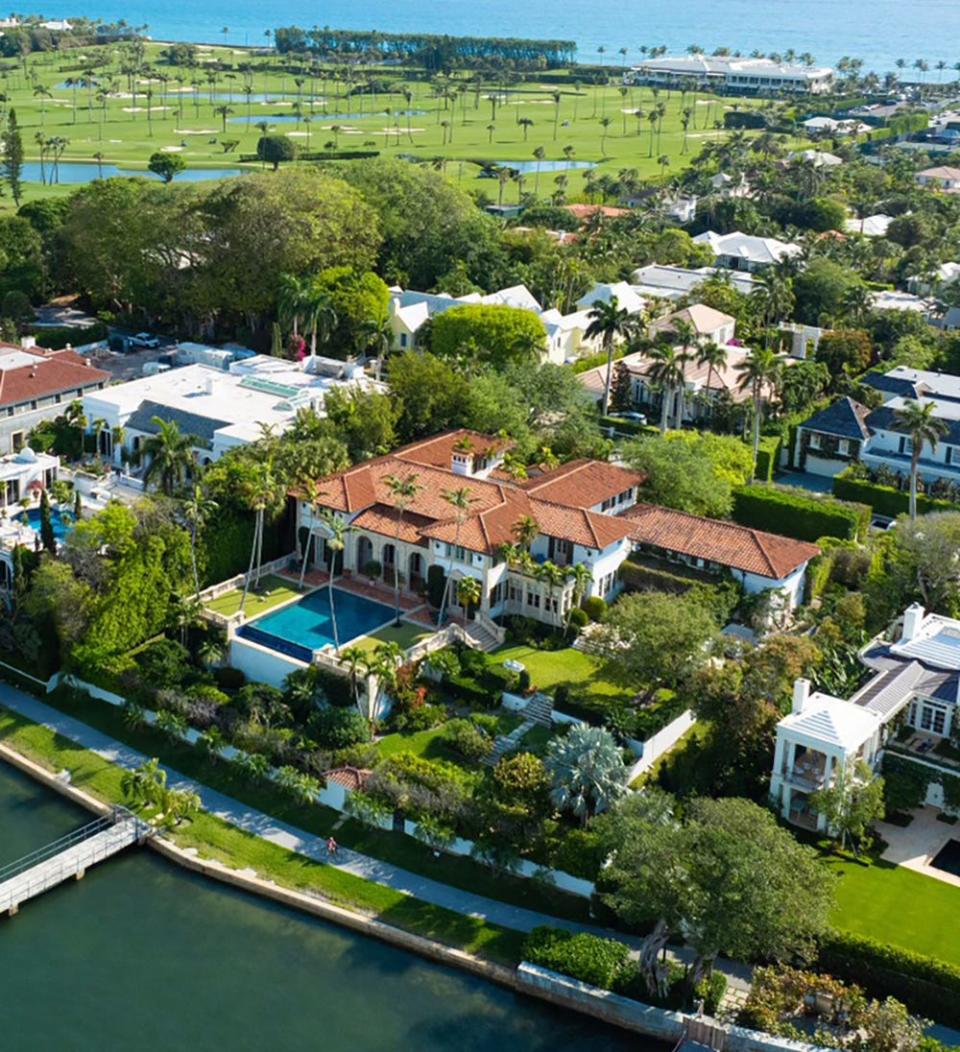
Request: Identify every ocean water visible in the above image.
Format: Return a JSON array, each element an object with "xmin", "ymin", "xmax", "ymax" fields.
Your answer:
[{"xmin": 38, "ymin": 0, "xmax": 960, "ymax": 74}]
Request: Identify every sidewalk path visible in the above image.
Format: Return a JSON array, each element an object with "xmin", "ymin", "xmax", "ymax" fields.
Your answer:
[{"xmin": 0, "ymin": 683, "xmax": 752, "ymax": 993}]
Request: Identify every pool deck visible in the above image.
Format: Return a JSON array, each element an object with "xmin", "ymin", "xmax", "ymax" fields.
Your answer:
[{"xmin": 877, "ymin": 806, "xmax": 960, "ymax": 888}]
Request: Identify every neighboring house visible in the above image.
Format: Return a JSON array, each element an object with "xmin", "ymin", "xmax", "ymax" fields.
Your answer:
[
  {"xmin": 778, "ymin": 321, "xmax": 825, "ymax": 359},
  {"xmin": 869, "ymin": 289, "xmax": 936, "ymax": 315},
  {"xmin": 621, "ymin": 502, "xmax": 819, "ymax": 609},
  {"xmin": 82, "ymin": 355, "xmax": 377, "ymax": 467},
  {"xmin": 0, "ymin": 446, "xmax": 61, "ymax": 588},
  {"xmin": 648, "ymin": 304, "xmax": 737, "ymax": 347},
  {"xmin": 295, "ymin": 430, "xmax": 644, "ymax": 629},
  {"xmin": 771, "ymin": 603, "xmax": 959, "ymax": 830},
  {"xmin": 907, "ymin": 260, "xmax": 960, "ymax": 294},
  {"xmin": 693, "ymin": 230, "xmax": 802, "ymax": 272},
  {"xmin": 788, "ymin": 148, "xmax": 844, "ymax": 167},
  {"xmin": 916, "ymin": 166, "xmax": 960, "ymax": 191},
  {"xmin": 563, "ymin": 204, "xmax": 630, "ymax": 222},
  {"xmin": 800, "ymin": 117, "xmax": 867, "ymax": 136},
  {"xmin": 794, "ymin": 366, "xmax": 960, "ymax": 485},
  {"xmin": 709, "ymin": 172, "xmax": 751, "ymax": 198},
  {"xmin": 793, "ymin": 397, "xmax": 871, "ymax": 477},
  {"xmin": 844, "ymin": 214, "xmax": 893, "ymax": 237},
  {"xmin": 576, "ymin": 281, "xmax": 647, "ymax": 316},
  {"xmin": 629, "ymin": 263, "xmax": 757, "ymax": 301},
  {"xmin": 627, "ymin": 55, "xmax": 834, "ymax": 95},
  {"xmin": 0, "ymin": 339, "xmax": 110, "ymax": 455}
]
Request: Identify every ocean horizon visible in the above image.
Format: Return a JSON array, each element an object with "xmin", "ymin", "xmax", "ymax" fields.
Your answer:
[{"xmin": 36, "ymin": 0, "xmax": 960, "ymax": 76}]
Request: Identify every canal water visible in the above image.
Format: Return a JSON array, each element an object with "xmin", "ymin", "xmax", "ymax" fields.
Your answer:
[{"xmin": 0, "ymin": 761, "xmax": 644, "ymax": 1050}]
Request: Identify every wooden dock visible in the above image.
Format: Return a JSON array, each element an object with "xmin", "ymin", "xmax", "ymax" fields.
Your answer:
[{"xmin": 0, "ymin": 808, "xmax": 149, "ymax": 917}]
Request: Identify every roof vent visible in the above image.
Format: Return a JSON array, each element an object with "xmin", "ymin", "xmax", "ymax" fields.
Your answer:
[
  {"xmin": 792, "ymin": 678, "xmax": 810, "ymax": 715},
  {"xmin": 901, "ymin": 603, "xmax": 925, "ymax": 642}
]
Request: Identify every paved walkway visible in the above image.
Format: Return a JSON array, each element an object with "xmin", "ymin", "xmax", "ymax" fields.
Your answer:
[
  {"xmin": 877, "ymin": 806, "xmax": 960, "ymax": 889},
  {"xmin": 0, "ymin": 683, "xmax": 752, "ymax": 992}
]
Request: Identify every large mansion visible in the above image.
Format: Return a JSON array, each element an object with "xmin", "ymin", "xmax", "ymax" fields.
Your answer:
[{"xmin": 296, "ymin": 430, "xmax": 643, "ymax": 627}]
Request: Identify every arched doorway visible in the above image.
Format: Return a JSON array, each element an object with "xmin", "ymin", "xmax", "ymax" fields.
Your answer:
[
  {"xmin": 356, "ymin": 535, "xmax": 374, "ymax": 574},
  {"xmin": 408, "ymin": 551, "xmax": 424, "ymax": 593},
  {"xmin": 382, "ymin": 543, "xmax": 397, "ymax": 586}
]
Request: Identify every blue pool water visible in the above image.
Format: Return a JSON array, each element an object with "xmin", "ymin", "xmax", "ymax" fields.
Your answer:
[
  {"xmin": 21, "ymin": 162, "xmax": 245, "ymax": 184},
  {"xmin": 18, "ymin": 506, "xmax": 73, "ymax": 541},
  {"xmin": 239, "ymin": 587, "xmax": 395, "ymax": 661},
  {"xmin": 230, "ymin": 109, "xmax": 425, "ymax": 124}
]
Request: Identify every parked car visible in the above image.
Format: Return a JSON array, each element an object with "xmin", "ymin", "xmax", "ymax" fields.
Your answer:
[
  {"xmin": 615, "ymin": 411, "xmax": 648, "ymax": 424},
  {"xmin": 128, "ymin": 332, "xmax": 160, "ymax": 349}
]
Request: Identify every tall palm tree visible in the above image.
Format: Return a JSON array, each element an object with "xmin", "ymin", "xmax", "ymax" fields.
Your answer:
[
  {"xmin": 896, "ymin": 400, "xmax": 948, "ymax": 519},
  {"xmin": 304, "ymin": 285, "xmax": 337, "ymax": 357},
  {"xmin": 536, "ymin": 560, "xmax": 566, "ymax": 627},
  {"xmin": 141, "ymin": 418, "xmax": 196, "ymax": 495},
  {"xmin": 319, "ymin": 509, "xmax": 349, "ymax": 652},
  {"xmin": 565, "ymin": 562, "xmax": 593, "ymax": 636},
  {"xmin": 750, "ymin": 273, "xmax": 795, "ymax": 348},
  {"xmin": 383, "ymin": 472, "xmax": 421, "ymax": 625},
  {"xmin": 278, "ymin": 273, "xmax": 309, "ymax": 341},
  {"xmin": 456, "ymin": 575, "xmax": 481, "ymax": 620},
  {"xmin": 183, "ymin": 483, "xmax": 218, "ymax": 600},
  {"xmin": 512, "ymin": 514, "xmax": 540, "ymax": 552},
  {"xmin": 239, "ymin": 457, "xmax": 283, "ymax": 613},
  {"xmin": 585, "ymin": 296, "xmax": 634, "ymax": 416},
  {"xmin": 647, "ymin": 344, "xmax": 687, "ymax": 433},
  {"xmin": 696, "ymin": 340, "xmax": 729, "ymax": 419},
  {"xmin": 297, "ymin": 479, "xmax": 326, "ymax": 590},
  {"xmin": 736, "ymin": 347, "xmax": 782, "ymax": 481},
  {"xmin": 338, "ymin": 645, "xmax": 369, "ymax": 713},
  {"xmin": 437, "ymin": 486, "xmax": 478, "ymax": 625}
]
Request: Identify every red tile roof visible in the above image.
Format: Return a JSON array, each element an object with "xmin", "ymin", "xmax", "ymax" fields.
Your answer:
[
  {"xmin": 564, "ymin": 204, "xmax": 630, "ymax": 221},
  {"xmin": 521, "ymin": 459, "xmax": 646, "ymax": 508},
  {"xmin": 621, "ymin": 503, "xmax": 820, "ymax": 579},
  {"xmin": 324, "ymin": 767, "xmax": 372, "ymax": 791},
  {"xmin": 0, "ymin": 345, "xmax": 110, "ymax": 408}
]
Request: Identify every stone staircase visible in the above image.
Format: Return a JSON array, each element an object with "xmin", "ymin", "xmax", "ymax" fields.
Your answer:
[
  {"xmin": 462, "ymin": 619, "xmax": 502, "ymax": 653},
  {"xmin": 483, "ymin": 719, "xmax": 535, "ymax": 766},
  {"xmin": 523, "ymin": 692, "xmax": 554, "ymax": 727}
]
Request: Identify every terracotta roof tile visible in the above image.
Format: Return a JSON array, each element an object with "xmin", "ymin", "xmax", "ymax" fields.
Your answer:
[
  {"xmin": 522, "ymin": 459, "xmax": 646, "ymax": 508},
  {"xmin": 621, "ymin": 503, "xmax": 820, "ymax": 579},
  {"xmin": 0, "ymin": 347, "xmax": 110, "ymax": 408},
  {"xmin": 324, "ymin": 767, "xmax": 372, "ymax": 791},
  {"xmin": 351, "ymin": 504, "xmax": 433, "ymax": 544}
]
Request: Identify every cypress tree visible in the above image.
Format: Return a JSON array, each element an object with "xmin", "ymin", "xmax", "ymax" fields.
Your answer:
[
  {"xmin": 39, "ymin": 488, "xmax": 56, "ymax": 554},
  {"xmin": 74, "ymin": 487, "xmax": 82, "ymax": 521},
  {"xmin": 2, "ymin": 109, "xmax": 24, "ymax": 207}
]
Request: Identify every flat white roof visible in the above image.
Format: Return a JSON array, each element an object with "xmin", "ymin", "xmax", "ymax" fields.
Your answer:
[{"xmin": 633, "ymin": 54, "xmax": 833, "ymax": 80}]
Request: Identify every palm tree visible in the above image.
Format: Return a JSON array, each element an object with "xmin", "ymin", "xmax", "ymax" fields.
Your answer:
[
  {"xmin": 239, "ymin": 457, "xmax": 282, "ymax": 614},
  {"xmin": 383, "ymin": 472, "xmax": 421, "ymax": 625},
  {"xmin": 585, "ymin": 297, "xmax": 634, "ymax": 416},
  {"xmin": 532, "ymin": 144, "xmax": 546, "ymax": 197},
  {"xmin": 536, "ymin": 560, "xmax": 566, "ymax": 627},
  {"xmin": 545, "ymin": 724, "xmax": 627, "ymax": 824},
  {"xmin": 599, "ymin": 116, "xmax": 611, "ymax": 156},
  {"xmin": 751, "ymin": 273, "xmax": 795, "ymax": 347},
  {"xmin": 437, "ymin": 486, "xmax": 478, "ymax": 625},
  {"xmin": 736, "ymin": 347, "xmax": 782, "ymax": 480},
  {"xmin": 565, "ymin": 562, "xmax": 593, "ymax": 636},
  {"xmin": 338, "ymin": 645, "xmax": 369, "ymax": 712},
  {"xmin": 696, "ymin": 340, "xmax": 729, "ymax": 420},
  {"xmin": 512, "ymin": 514, "xmax": 540, "ymax": 552},
  {"xmin": 519, "ymin": 116, "xmax": 534, "ymax": 141},
  {"xmin": 213, "ymin": 104, "xmax": 234, "ymax": 133},
  {"xmin": 278, "ymin": 273, "xmax": 308, "ymax": 341},
  {"xmin": 456, "ymin": 575, "xmax": 481, "ymax": 620},
  {"xmin": 896, "ymin": 400, "xmax": 948, "ymax": 519},
  {"xmin": 319, "ymin": 509, "xmax": 349, "ymax": 652},
  {"xmin": 141, "ymin": 418, "xmax": 196, "ymax": 495},
  {"xmin": 304, "ymin": 285, "xmax": 337, "ymax": 357},
  {"xmin": 183, "ymin": 483, "xmax": 218, "ymax": 600},
  {"xmin": 121, "ymin": 757, "xmax": 167, "ymax": 810},
  {"xmin": 647, "ymin": 344, "xmax": 687, "ymax": 433}
]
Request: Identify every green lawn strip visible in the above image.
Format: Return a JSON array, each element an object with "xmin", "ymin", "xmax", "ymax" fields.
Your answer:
[
  {"xmin": 0, "ymin": 703, "xmax": 524, "ymax": 964},
  {"xmin": 492, "ymin": 644, "xmax": 633, "ymax": 706},
  {"xmin": 354, "ymin": 622, "xmax": 434, "ymax": 654},
  {"xmin": 36, "ymin": 687, "xmax": 593, "ymax": 923},
  {"xmin": 826, "ymin": 856, "xmax": 960, "ymax": 967},
  {"xmin": 376, "ymin": 723, "xmax": 460, "ymax": 761},
  {"xmin": 203, "ymin": 574, "xmax": 302, "ymax": 617}
]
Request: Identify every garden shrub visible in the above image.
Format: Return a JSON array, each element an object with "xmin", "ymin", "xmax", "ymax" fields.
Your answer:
[
  {"xmin": 582, "ymin": 596, "xmax": 607, "ymax": 622},
  {"xmin": 445, "ymin": 673, "xmax": 490, "ymax": 707},
  {"xmin": 469, "ymin": 713, "xmax": 499, "ymax": 736},
  {"xmin": 833, "ymin": 469, "xmax": 960, "ymax": 519},
  {"xmin": 390, "ymin": 701, "xmax": 447, "ymax": 732},
  {"xmin": 731, "ymin": 485, "xmax": 869, "ymax": 542},
  {"xmin": 214, "ymin": 666, "xmax": 246, "ymax": 691},
  {"xmin": 311, "ymin": 665, "xmax": 354, "ymax": 707},
  {"xmin": 754, "ymin": 433, "xmax": 783, "ymax": 482},
  {"xmin": 568, "ymin": 607, "xmax": 589, "ymax": 630},
  {"xmin": 523, "ymin": 926, "xmax": 630, "ymax": 990},
  {"xmin": 185, "ymin": 683, "xmax": 230, "ymax": 706},
  {"xmin": 427, "ymin": 564, "xmax": 446, "ymax": 608},
  {"xmin": 309, "ymin": 705, "xmax": 371, "ymax": 749},
  {"xmin": 517, "ymin": 669, "xmax": 531, "ymax": 693},
  {"xmin": 482, "ymin": 663, "xmax": 516, "ymax": 695},
  {"xmin": 696, "ymin": 971, "xmax": 728, "ymax": 1016},
  {"xmin": 545, "ymin": 826, "xmax": 605, "ymax": 880},
  {"xmin": 443, "ymin": 718, "xmax": 494, "ymax": 762},
  {"xmin": 135, "ymin": 638, "xmax": 191, "ymax": 688}
]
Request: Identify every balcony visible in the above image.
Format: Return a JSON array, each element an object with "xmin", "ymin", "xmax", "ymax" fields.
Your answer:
[{"xmin": 782, "ymin": 757, "xmax": 828, "ymax": 792}]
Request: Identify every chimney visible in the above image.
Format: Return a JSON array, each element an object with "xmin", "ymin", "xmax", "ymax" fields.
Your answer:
[
  {"xmin": 901, "ymin": 603, "xmax": 925, "ymax": 643},
  {"xmin": 792, "ymin": 678, "xmax": 810, "ymax": 715},
  {"xmin": 20, "ymin": 335, "xmax": 36, "ymax": 351}
]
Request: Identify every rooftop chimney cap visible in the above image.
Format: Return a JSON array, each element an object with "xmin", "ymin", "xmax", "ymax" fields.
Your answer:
[
  {"xmin": 901, "ymin": 603, "xmax": 925, "ymax": 643},
  {"xmin": 792, "ymin": 678, "xmax": 810, "ymax": 715}
]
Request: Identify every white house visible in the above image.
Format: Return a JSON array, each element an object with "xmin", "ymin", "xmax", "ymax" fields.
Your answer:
[
  {"xmin": 628, "ymin": 55, "xmax": 834, "ymax": 95},
  {"xmin": 82, "ymin": 355, "xmax": 378, "ymax": 467},
  {"xmin": 844, "ymin": 214, "xmax": 893, "ymax": 238},
  {"xmin": 648, "ymin": 303, "xmax": 736, "ymax": 347},
  {"xmin": 693, "ymin": 230, "xmax": 802, "ymax": 272},
  {"xmin": 771, "ymin": 604, "xmax": 960, "ymax": 829},
  {"xmin": 0, "ymin": 446, "xmax": 61, "ymax": 588},
  {"xmin": 629, "ymin": 263, "xmax": 757, "ymax": 301},
  {"xmin": 622, "ymin": 503, "xmax": 819, "ymax": 609},
  {"xmin": 576, "ymin": 281, "xmax": 647, "ymax": 316},
  {"xmin": 916, "ymin": 166, "xmax": 960, "ymax": 191},
  {"xmin": 788, "ymin": 148, "xmax": 844, "ymax": 167},
  {"xmin": 295, "ymin": 430, "xmax": 643, "ymax": 630}
]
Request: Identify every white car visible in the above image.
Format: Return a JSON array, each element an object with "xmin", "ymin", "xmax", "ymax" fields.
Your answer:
[{"xmin": 128, "ymin": 332, "xmax": 160, "ymax": 349}]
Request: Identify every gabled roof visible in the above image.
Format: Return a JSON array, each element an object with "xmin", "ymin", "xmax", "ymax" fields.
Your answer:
[
  {"xmin": 867, "ymin": 399, "xmax": 960, "ymax": 447},
  {"xmin": 919, "ymin": 166, "xmax": 960, "ymax": 180},
  {"xmin": 621, "ymin": 503, "xmax": 819, "ymax": 579},
  {"xmin": 649, "ymin": 303, "xmax": 735, "ymax": 337},
  {"xmin": 0, "ymin": 345, "xmax": 109, "ymax": 407},
  {"xmin": 861, "ymin": 371, "xmax": 924, "ymax": 400},
  {"xmin": 780, "ymin": 695, "xmax": 882, "ymax": 750},
  {"xmin": 800, "ymin": 397, "xmax": 870, "ymax": 440},
  {"xmin": 692, "ymin": 230, "xmax": 801, "ymax": 265},
  {"xmin": 520, "ymin": 459, "xmax": 646, "ymax": 508}
]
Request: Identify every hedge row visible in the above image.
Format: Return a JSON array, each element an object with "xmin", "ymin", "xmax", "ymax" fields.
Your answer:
[
  {"xmin": 597, "ymin": 415, "xmax": 659, "ymax": 437},
  {"xmin": 832, "ymin": 470, "xmax": 960, "ymax": 519},
  {"xmin": 731, "ymin": 485, "xmax": 870, "ymax": 542},
  {"xmin": 618, "ymin": 558, "xmax": 706, "ymax": 594},
  {"xmin": 754, "ymin": 434, "xmax": 783, "ymax": 482},
  {"xmin": 524, "ymin": 926, "xmax": 630, "ymax": 989},
  {"xmin": 819, "ymin": 930, "xmax": 960, "ymax": 1028}
]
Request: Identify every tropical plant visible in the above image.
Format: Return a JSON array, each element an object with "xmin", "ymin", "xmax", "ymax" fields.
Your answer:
[
  {"xmin": 895, "ymin": 400, "xmax": 949, "ymax": 519},
  {"xmin": 140, "ymin": 418, "xmax": 196, "ymax": 496},
  {"xmin": 647, "ymin": 344, "xmax": 687, "ymax": 433},
  {"xmin": 383, "ymin": 472, "xmax": 421, "ymax": 624},
  {"xmin": 437, "ymin": 486, "xmax": 478, "ymax": 626},
  {"xmin": 545, "ymin": 724, "xmax": 628, "ymax": 823},
  {"xmin": 456, "ymin": 575, "xmax": 481, "ymax": 619},
  {"xmin": 183, "ymin": 483, "xmax": 218, "ymax": 600},
  {"xmin": 585, "ymin": 296, "xmax": 634, "ymax": 416},
  {"xmin": 736, "ymin": 347, "xmax": 781, "ymax": 478}
]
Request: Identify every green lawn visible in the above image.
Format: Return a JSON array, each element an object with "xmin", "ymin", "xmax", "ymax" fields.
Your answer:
[
  {"xmin": 0, "ymin": 40, "xmax": 783, "ymax": 212},
  {"xmin": 492, "ymin": 644, "xmax": 634, "ymax": 707},
  {"xmin": 826, "ymin": 855, "xmax": 960, "ymax": 966},
  {"xmin": 354, "ymin": 621, "xmax": 435, "ymax": 655},
  {"xmin": 376, "ymin": 712, "xmax": 524, "ymax": 763},
  {"xmin": 204, "ymin": 575, "xmax": 302, "ymax": 618}
]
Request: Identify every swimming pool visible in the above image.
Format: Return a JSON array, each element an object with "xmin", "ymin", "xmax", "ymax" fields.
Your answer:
[
  {"xmin": 17, "ymin": 506, "xmax": 74, "ymax": 541},
  {"xmin": 238, "ymin": 587, "xmax": 395, "ymax": 662}
]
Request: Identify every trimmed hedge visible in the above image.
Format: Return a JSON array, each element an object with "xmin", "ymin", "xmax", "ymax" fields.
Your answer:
[
  {"xmin": 819, "ymin": 930, "xmax": 960, "ymax": 1028},
  {"xmin": 619, "ymin": 558, "xmax": 706, "ymax": 594},
  {"xmin": 598, "ymin": 415, "xmax": 659, "ymax": 437},
  {"xmin": 524, "ymin": 926, "xmax": 630, "ymax": 989},
  {"xmin": 731, "ymin": 485, "xmax": 870, "ymax": 542},
  {"xmin": 832, "ymin": 470, "xmax": 960, "ymax": 519},
  {"xmin": 754, "ymin": 433, "xmax": 783, "ymax": 482}
]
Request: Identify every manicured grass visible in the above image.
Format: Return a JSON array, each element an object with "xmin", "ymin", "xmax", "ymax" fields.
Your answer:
[
  {"xmin": 354, "ymin": 621, "xmax": 434, "ymax": 654},
  {"xmin": 492, "ymin": 644, "xmax": 634, "ymax": 707},
  {"xmin": 35, "ymin": 686, "xmax": 593, "ymax": 923},
  {"xmin": 0, "ymin": 40, "xmax": 783, "ymax": 211},
  {"xmin": 376, "ymin": 723, "xmax": 459, "ymax": 761},
  {"xmin": 826, "ymin": 855, "xmax": 960, "ymax": 967},
  {"xmin": 0, "ymin": 703, "xmax": 524, "ymax": 963},
  {"xmin": 204, "ymin": 574, "xmax": 302, "ymax": 617}
]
